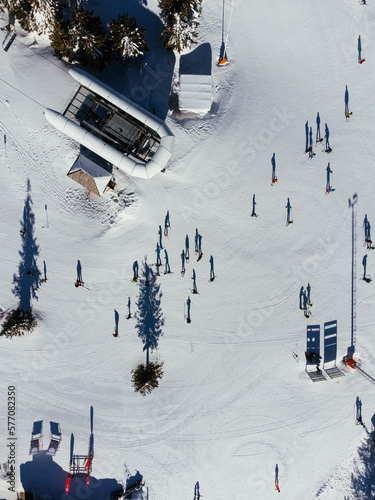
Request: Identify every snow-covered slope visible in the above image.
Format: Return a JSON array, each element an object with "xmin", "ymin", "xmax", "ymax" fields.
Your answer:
[{"xmin": 0, "ymin": 0, "xmax": 375, "ymax": 498}]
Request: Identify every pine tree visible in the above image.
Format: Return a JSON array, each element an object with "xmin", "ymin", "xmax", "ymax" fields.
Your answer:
[
  {"xmin": 161, "ymin": 11, "xmax": 199, "ymax": 53},
  {"xmin": 69, "ymin": 6, "xmax": 109, "ymax": 69},
  {"xmin": 49, "ymin": 12, "xmax": 73, "ymax": 59},
  {"xmin": 108, "ymin": 13, "xmax": 147, "ymax": 63},
  {"xmin": 29, "ymin": 0, "xmax": 60, "ymax": 35},
  {"xmin": 158, "ymin": 0, "xmax": 202, "ymax": 53},
  {"xmin": 8, "ymin": 0, "xmax": 33, "ymax": 31},
  {"xmin": 1, "ymin": 0, "xmax": 60, "ymax": 34}
]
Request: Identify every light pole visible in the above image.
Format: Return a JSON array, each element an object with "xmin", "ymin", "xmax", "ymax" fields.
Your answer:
[{"xmin": 347, "ymin": 193, "xmax": 358, "ymax": 359}]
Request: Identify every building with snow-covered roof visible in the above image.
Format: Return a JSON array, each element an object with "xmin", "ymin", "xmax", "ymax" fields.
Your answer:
[
  {"xmin": 67, "ymin": 155, "xmax": 114, "ymax": 197},
  {"xmin": 179, "ymin": 74, "xmax": 212, "ymax": 115},
  {"xmin": 45, "ymin": 68, "xmax": 174, "ymax": 180}
]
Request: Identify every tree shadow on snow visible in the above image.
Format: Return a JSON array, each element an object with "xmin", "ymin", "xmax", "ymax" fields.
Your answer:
[
  {"xmin": 12, "ymin": 179, "xmax": 41, "ymax": 312},
  {"xmin": 350, "ymin": 428, "xmax": 375, "ymax": 498},
  {"xmin": 135, "ymin": 260, "xmax": 164, "ymax": 366},
  {"xmin": 88, "ymin": 0, "xmax": 175, "ymax": 121},
  {"xmin": 180, "ymin": 43, "xmax": 212, "ymax": 76},
  {"xmin": 20, "ymin": 450, "xmax": 123, "ymax": 499}
]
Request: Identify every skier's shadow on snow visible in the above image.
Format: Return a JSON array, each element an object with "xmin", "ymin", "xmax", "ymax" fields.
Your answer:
[
  {"xmin": 271, "ymin": 153, "xmax": 276, "ymax": 180},
  {"xmin": 275, "ymin": 464, "xmax": 279, "ymax": 487},
  {"xmin": 194, "ymin": 481, "xmax": 201, "ymax": 499},
  {"xmin": 363, "ymin": 214, "xmax": 371, "ymax": 241},
  {"xmin": 316, "ymin": 112, "xmax": 321, "ymax": 143},
  {"xmin": 20, "ymin": 451, "xmax": 122, "ymax": 499},
  {"xmin": 345, "ymin": 86, "xmax": 350, "ymax": 116},
  {"xmin": 356, "ymin": 397, "xmax": 363, "ymax": 420},
  {"xmin": 12, "ymin": 179, "xmax": 41, "ymax": 312},
  {"xmin": 324, "ymin": 123, "xmax": 331, "ymax": 151},
  {"xmin": 362, "ymin": 254, "xmax": 368, "ymax": 279},
  {"xmin": 76, "ymin": 260, "xmax": 83, "ymax": 282},
  {"xmin": 358, "ymin": 36, "xmax": 362, "ymax": 63},
  {"xmin": 114, "ymin": 309, "xmax": 119, "ymax": 334}
]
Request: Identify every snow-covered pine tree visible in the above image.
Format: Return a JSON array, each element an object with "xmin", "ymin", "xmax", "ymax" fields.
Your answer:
[
  {"xmin": 29, "ymin": 0, "xmax": 61, "ymax": 35},
  {"xmin": 49, "ymin": 12, "xmax": 73, "ymax": 59},
  {"xmin": 5, "ymin": 0, "xmax": 33, "ymax": 31},
  {"xmin": 161, "ymin": 11, "xmax": 199, "ymax": 53},
  {"xmin": 69, "ymin": 6, "xmax": 109, "ymax": 69},
  {"xmin": 158, "ymin": 0, "xmax": 202, "ymax": 53},
  {"xmin": 1, "ymin": 0, "xmax": 60, "ymax": 34},
  {"xmin": 108, "ymin": 13, "xmax": 147, "ymax": 63}
]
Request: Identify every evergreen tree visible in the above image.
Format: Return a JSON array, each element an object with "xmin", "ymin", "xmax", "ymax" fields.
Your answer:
[
  {"xmin": 69, "ymin": 6, "xmax": 109, "ymax": 69},
  {"xmin": 8, "ymin": 0, "xmax": 33, "ymax": 31},
  {"xmin": 161, "ymin": 11, "xmax": 198, "ymax": 53},
  {"xmin": 108, "ymin": 13, "xmax": 147, "ymax": 63},
  {"xmin": 29, "ymin": 0, "xmax": 60, "ymax": 35},
  {"xmin": 49, "ymin": 12, "xmax": 73, "ymax": 59},
  {"xmin": 158, "ymin": 0, "xmax": 202, "ymax": 53},
  {"xmin": 2, "ymin": 0, "xmax": 60, "ymax": 34}
]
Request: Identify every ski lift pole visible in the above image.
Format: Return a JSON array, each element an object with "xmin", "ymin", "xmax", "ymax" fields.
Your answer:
[{"xmin": 219, "ymin": 0, "xmax": 235, "ymax": 65}]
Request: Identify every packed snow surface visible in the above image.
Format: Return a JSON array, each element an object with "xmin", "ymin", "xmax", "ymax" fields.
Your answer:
[{"xmin": 0, "ymin": 0, "xmax": 375, "ymax": 499}]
